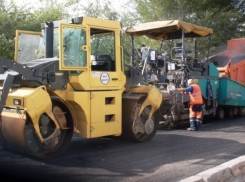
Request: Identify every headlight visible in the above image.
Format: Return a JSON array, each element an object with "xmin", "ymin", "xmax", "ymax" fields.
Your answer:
[{"xmin": 13, "ymin": 99, "xmax": 21, "ymax": 105}]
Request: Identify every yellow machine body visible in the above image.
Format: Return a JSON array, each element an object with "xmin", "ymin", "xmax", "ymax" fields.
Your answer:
[
  {"xmin": 55, "ymin": 17, "xmax": 126, "ymax": 138},
  {"xmin": 65, "ymin": 89, "xmax": 123, "ymax": 138},
  {"xmin": 0, "ymin": 16, "xmax": 162, "ymax": 158}
]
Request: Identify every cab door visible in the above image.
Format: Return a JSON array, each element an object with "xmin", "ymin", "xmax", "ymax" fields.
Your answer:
[
  {"xmin": 15, "ymin": 30, "xmax": 41, "ymax": 63},
  {"xmin": 89, "ymin": 27, "xmax": 120, "ymax": 88},
  {"xmin": 59, "ymin": 23, "xmax": 88, "ymax": 71}
]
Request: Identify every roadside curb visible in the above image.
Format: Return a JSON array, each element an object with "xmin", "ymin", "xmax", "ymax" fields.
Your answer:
[{"xmin": 179, "ymin": 155, "xmax": 245, "ymax": 182}]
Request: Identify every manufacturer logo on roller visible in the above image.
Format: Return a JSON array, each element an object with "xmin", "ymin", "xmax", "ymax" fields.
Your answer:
[{"xmin": 100, "ymin": 73, "xmax": 110, "ymax": 85}]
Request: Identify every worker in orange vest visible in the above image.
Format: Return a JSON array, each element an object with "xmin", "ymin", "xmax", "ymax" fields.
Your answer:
[{"xmin": 175, "ymin": 79, "xmax": 203, "ymax": 131}]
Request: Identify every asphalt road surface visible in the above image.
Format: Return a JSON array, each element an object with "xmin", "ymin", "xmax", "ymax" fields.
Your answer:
[{"xmin": 1, "ymin": 117, "xmax": 245, "ymax": 182}]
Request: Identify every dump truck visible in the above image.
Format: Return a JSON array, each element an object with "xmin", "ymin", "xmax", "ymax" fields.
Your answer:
[
  {"xmin": 209, "ymin": 38, "xmax": 245, "ymax": 85},
  {"xmin": 125, "ymin": 20, "xmax": 245, "ymax": 128},
  {"xmin": 0, "ymin": 17, "xmax": 162, "ymax": 158},
  {"xmin": 208, "ymin": 38, "xmax": 245, "ymax": 118}
]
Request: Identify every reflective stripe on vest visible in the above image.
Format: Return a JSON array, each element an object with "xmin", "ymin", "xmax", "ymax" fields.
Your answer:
[{"xmin": 189, "ymin": 84, "xmax": 203, "ymax": 104}]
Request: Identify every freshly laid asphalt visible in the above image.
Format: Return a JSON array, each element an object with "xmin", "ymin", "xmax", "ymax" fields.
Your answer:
[{"xmin": 0, "ymin": 116, "xmax": 245, "ymax": 182}]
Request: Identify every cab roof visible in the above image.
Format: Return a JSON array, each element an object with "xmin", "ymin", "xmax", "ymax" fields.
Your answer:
[{"xmin": 126, "ymin": 20, "xmax": 213, "ymax": 40}]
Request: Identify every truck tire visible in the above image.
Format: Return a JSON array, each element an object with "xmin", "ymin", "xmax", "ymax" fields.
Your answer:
[
  {"xmin": 239, "ymin": 107, "xmax": 245, "ymax": 117},
  {"xmin": 226, "ymin": 107, "xmax": 234, "ymax": 118},
  {"xmin": 216, "ymin": 107, "xmax": 224, "ymax": 120},
  {"xmin": 233, "ymin": 107, "xmax": 239, "ymax": 116}
]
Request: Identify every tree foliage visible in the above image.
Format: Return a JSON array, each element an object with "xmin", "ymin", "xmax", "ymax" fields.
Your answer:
[
  {"xmin": 0, "ymin": 0, "xmax": 245, "ymax": 60},
  {"xmin": 63, "ymin": 0, "xmax": 121, "ymax": 21},
  {"xmin": 131, "ymin": 0, "xmax": 245, "ymax": 54},
  {"xmin": 0, "ymin": 0, "xmax": 69, "ymax": 59}
]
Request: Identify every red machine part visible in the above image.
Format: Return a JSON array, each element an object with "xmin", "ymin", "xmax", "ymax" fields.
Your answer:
[{"xmin": 210, "ymin": 38, "xmax": 245, "ymax": 85}]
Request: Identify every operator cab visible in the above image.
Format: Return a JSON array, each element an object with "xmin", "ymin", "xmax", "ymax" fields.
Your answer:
[{"xmin": 14, "ymin": 16, "xmax": 125, "ymax": 91}]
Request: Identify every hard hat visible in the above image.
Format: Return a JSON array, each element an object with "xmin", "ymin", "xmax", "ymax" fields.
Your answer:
[{"xmin": 187, "ymin": 79, "xmax": 193, "ymax": 85}]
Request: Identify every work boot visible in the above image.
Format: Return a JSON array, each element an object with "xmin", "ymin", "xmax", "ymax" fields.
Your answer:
[
  {"xmin": 189, "ymin": 119, "xmax": 196, "ymax": 131},
  {"xmin": 196, "ymin": 119, "xmax": 202, "ymax": 131},
  {"xmin": 187, "ymin": 127, "xmax": 196, "ymax": 131}
]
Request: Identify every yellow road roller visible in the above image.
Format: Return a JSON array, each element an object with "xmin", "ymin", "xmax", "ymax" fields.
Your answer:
[{"xmin": 0, "ymin": 17, "xmax": 162, "ymax": 158}]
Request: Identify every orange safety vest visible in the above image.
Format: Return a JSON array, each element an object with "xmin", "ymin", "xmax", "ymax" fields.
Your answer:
[{"xmin": 189, "ymin": 84, "xmax": 203, "ymax": 105}]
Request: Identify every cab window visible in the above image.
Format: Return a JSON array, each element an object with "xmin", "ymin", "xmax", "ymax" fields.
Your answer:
[
  {"xmin": 90, "ymin": 28, "xmax": 115, "ymax": 71},
  {"xmin": 62, "ymin": 27, "xmax": 87, "ymax": 67},
  {"xmin": 17, "ymin": 33, "xmax": 40, "ymax": 63}
]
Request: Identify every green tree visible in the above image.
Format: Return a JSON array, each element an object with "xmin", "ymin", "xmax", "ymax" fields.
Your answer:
[
  {"xmin": 0, "ymin": 0, "xmax": 68, "ymax": 59},
  {"xmin": 130, "ymin": 0, "xmax": 245, "ymax": 54},
  {"xmin": 0, "ymin": 1, "xmax": 22, "ymax": 59},
  {"xmin": 64, "ymin": 0, "xmax": 120, "ymax": 21}
]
